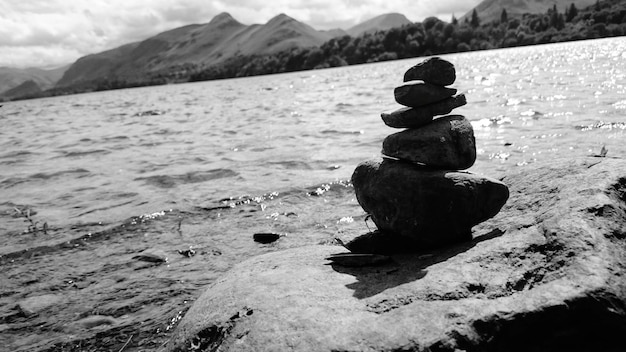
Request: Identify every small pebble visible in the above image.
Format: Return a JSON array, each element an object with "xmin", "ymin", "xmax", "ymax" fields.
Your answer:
[
  {"xmin": 178, "ymin": 247, "xmax": 196, "ymax": 258},
  {"xmin": 253, "ymin": 233, "xmax": 280, "ymax": 244}
]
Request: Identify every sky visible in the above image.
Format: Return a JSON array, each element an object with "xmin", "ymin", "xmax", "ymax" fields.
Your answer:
[{"xmin": 0, "ymin": 0, "xmax": 481, "ymax": 69}]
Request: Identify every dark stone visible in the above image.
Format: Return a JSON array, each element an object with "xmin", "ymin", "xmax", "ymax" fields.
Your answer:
[
  {"xmin": 178, "ymin": 247, "xmax": 197, "ymax": 258},
  {"xmin": 165, "ymin": 158, "xmax": 626, "ymax": 352},
  {"xmin": 382, "ymin": 115, "xmax": 476, "ymax": 170},
  {"xmin": 381, "ymin": 94, "xmax": 467, "ymax": 129},
  {"xmin": 253, "ymin": 233, "xmax": 280, "ymax": 244},
  {"xmin": 132, "ymin": 248, "xmax": 167, "ymax": 263},
  {"xmin": 351, "ymin": 158, "xmax": 509, "ymax": 248},
  {"xmin": 403, "ymin": 57, "xmax": 456, "ymax": 86},
  {"xmin": 394, "ymin": 83, "xmax": 457, "ymax": 108}
]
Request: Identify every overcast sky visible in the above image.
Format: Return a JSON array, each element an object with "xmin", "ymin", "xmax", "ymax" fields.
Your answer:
[{"xmin": 0, "ymin": 0, "xmax": 481, "ymax": 69}]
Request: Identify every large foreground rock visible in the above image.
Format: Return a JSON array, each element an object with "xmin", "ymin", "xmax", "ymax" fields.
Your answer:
[
  {"xmin": 166, "ymin": 158, "xmax": 626, "ymax": 352},
  {"xmin": 351, "ymin": 158, "xmax": 508, "ymax": 247},
  {"xmin": 382, "ymin": 115, "xmax": 476, "ymax": 169}
]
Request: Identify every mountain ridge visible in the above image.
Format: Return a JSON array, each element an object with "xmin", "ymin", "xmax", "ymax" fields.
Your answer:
[
  {"xmin": 460, "ymin": 0, "xmax": 598, "ymax": 23},
  {"xmin": 5, "ymin": 12, "xmax": 413, "ymax": 93},
  {"xmin": 56, "ymin": 12, "xmax": 335, "ymax": 87},
  {"xmin": 0, "ymin": 66, "xmax": 67, "ymax": 96},
  {"xmin": 1, "ymin": 80, "xmax": 42, "ymax": 100},
  {"xmin": 347, "ymin": 13, "xmax": 412, "ymax": 36}
]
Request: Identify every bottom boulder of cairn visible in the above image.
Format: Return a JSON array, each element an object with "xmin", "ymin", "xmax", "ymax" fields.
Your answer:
[{"xmin": 351, "ymin": 158, "xmax": 509, "ymax": 250}]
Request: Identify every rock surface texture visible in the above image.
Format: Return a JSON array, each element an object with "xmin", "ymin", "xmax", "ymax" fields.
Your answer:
[
  {"xmin": 16, "ymin": 294, "xmax": 64, "ymax": 317},
  {"xmin": 381, "ymin": 115, "xmax": 476, "ymax": 169},
  {"xmin": 166, "ymin": 158, "xmax": 626, "ymax": 352}
]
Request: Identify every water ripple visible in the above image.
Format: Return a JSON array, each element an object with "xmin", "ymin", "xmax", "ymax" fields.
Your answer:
[{"xmin": 135, "ymin": 169, "xmax": 239, "ymax": 188}]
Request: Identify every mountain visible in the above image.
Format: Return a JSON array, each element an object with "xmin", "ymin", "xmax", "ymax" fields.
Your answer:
[
  {"xmin": 1, "ymin": 80, "xmax": 42, "ymax": 100},
  {"xmin": 321, "ymin": 28, "xmax": 349, "ymax": 38},
  {"xmin": 461, "ymin": 0, "xmax": 598, "ymax": 23},
  {"xmin": 0, "ymin": 65, "xmax": 67, "ymax": 94},
  {"xmin": 346, "ymin": 13, "xmax": 412, "ymax": 36},
  {"xmin": 56, "ymin": 42, "xmax": 140, "ymax": 87},
  {"xmin": 57, "ymin": 12, "xmax": 333, "ymax": 87},
  {"xmin": 239, "ymin": 13, "xmax": 333, "ymax": 53}
]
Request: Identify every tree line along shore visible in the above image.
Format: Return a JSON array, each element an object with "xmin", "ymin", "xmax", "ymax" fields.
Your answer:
[{"xmin": 12, "ymin": 0, "xmax": 626, "ymax": 101}]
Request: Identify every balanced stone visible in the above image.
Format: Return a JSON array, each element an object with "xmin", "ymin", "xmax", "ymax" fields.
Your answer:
[
  {"xmin": 403, "ymin": 57, "xmax": 456, "ymax": 86},
  {"xmin": 381, "ymin": 94, "xmax": 467, "ymax": 128},
  {"xmin": 382, "ymin": 115, "xmax": 476, "ymax": 169},
  {"xmin": 394, "ymin": 83, "xmax": 457, "ymax": 108},
  {"xmin": 351, "ymin": 158, "xmax": 509, "ymax": 248}
]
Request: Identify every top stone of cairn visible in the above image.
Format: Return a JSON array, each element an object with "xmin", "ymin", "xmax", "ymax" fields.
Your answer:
[{"xmin": 403, "ymin": 57, "xmax": 456, "ymax": 86}]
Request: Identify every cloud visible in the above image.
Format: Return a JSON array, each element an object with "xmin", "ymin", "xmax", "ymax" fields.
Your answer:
[
  {"xmin": 0, "ymin": 46, "xmax": 82, "ymax": 69},
  {"xmin": 0, "ymin": 0, "xmax": 480, "ymax": 68}
]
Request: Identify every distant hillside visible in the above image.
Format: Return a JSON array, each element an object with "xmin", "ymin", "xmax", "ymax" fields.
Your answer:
[
  {"xmin": 57, "ymin": 13, "xmax": 332, "ymax": 88},
  {"xmin": 0, "ymin": 65, "xmax": 67, "ymax": 94},
  {"xmin": 189, "ymin": 0, "xmax": 625, "ymax": 85},
  {"xmin": 1, "ymin": 80, "xmax": 42, "ymax": 100},
  {"xmin": 461, "ymin": 0, "xmax": 598, "ymax": 23},
  {"xmin": 347, "ymin": 13, "xmax": 412, "ymax": 36},
  {"xmin": 231, "ymin": 13, "xmax": 333, "ymax": 55},
  {"xmin": 57, "ymin": 42, "xmax": 140, "ymax": 87},
  {"xmin": 321, "ymin": 28, "xmax": 349, "ymax": 38},
  {"xmin": 26, "ymin": 12, "xmax": 416, "ymax": 92}
]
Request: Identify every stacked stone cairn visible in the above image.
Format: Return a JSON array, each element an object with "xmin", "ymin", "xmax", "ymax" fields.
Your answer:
[{"xmin": 350, "ymin": 57, "xmax": 510, "ymax": 252}]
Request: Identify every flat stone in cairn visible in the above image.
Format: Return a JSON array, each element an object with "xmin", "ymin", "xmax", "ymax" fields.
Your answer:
[
  {"xmin": 381, "ymin": 94, "xmax": 467, "ymax": 129},
  {"xmin": 403, "ymin": 57, "xmax": 456, "ymax": 86},
  {"xmin": 382, "ymin": 115, "xmax": 476, "ymax": 170},
  {"xmin": 394, "ymin": 83, "xmax": 457, "ymax": 108},
  {"xmin": 351, "ymin": 158, "xmax": 509, "ymax": 248}
]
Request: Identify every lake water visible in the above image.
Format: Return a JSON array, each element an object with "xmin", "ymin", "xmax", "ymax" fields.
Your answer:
[{"xmin": 1, "ymin": 37, "xmax": 625, "ymax": 351}]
